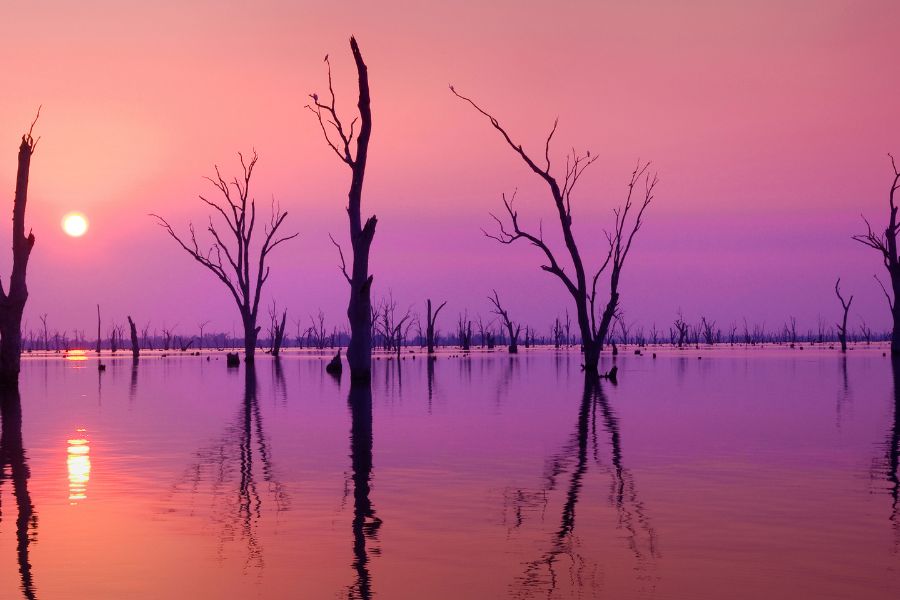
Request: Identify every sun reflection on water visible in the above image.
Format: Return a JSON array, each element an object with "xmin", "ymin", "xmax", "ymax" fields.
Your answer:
[
  {"xmin": 67, "ymin": 428, "xmax": 91, "ymax": 504},
  {"xmin": 64, "ymin": 350, "xmax": 88, "ymax": 362}
]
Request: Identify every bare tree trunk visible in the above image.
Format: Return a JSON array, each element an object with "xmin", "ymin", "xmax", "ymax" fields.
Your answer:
[
  {"xmin": 835, "ymin": 278, "xmax": 853, "ymax": 353},
  {"xmin": 0, "ymin": 120, "xmax": 38, "ymax": 385},
  {"xmin": 243, "ymin": 312, "xmax": 259, "ymax": 363},
  {"xmin": 96, "ymin": 305, "xmax": 102, "ymax": 354},
  {"xmin": 272, "ymin": 309, "xmax": 286, "ymax": 358},
  {"xmin": 310, "ymin": 37, "xmax": 376, "ymax": 381},
  {"xmin": 488, "ymin": 290, "xmax": 521, "ymax": 354},
  {"xmin": 127, "ymin": 315, "xmax": 140, "ymax": 363},
  {"xmin": 425, "ymin": 299, "xmax": 446, "ymax": 355}
]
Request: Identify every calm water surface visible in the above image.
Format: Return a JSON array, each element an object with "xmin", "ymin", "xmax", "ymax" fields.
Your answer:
[{"xmin": 1, "ymin": 347, "xmax": 898, "ymax": 599}]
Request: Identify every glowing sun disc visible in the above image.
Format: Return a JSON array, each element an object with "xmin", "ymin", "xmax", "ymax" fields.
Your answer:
[{"xmin": 62, "ymin": 212, "xmax": 89, "ymax": 237}]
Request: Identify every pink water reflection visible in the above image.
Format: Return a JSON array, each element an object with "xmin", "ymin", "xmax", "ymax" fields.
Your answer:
[{"xmin": 0, "ymin": 347, "xmax": 897, "ymax": 598}]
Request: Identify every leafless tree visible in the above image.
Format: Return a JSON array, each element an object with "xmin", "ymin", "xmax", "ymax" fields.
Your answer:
[
  {"xmin": 309, "ymin": 310, "xmax": 327, "ymax": 349},
  {"xmin": 488, "ymin": 290, "xmax": 521, "ymax": 354},
  {"xmin": 141, "ymin": 322, "xmax": 153, "ymax": 350},
  {"xmin": 674, "ymin": 312, "xmax": 689, "ymax": 348},
  {"xmin": 109, "ymin": 323, "xmax": 125, "ymax": 353},
  {"xmin": 197, "ymin": 320, "xmax": 211, "ymax": 351},
  {"xmin": 161, "ymin": 325, "xmax": 175, "ymax": 352},
  {"xmin": 700, "ymin": 316, "xmax": 716, "ymax": 346},
  {"xmin": 784, "ymin": 316, "xmax": 798, "ymax": 346},
  {"xmin": 38, "ymin": 313, "xmax": 48, "ymax": 351},
  {"xmin": 0, "ymin": 112, "xmax": 38, "ymax": 383},
  {"xmin": 308, "ymin": 37, "xmax": 375, "ymax": 380},
  {"xmin": 476, "ymin": 315, "xmax": 493, "ymax": 349},
  {"xmin": 152, "ymin": 151, "xmax": 297, "ymax": 363},
  {"xmin": 127, "ymin": 316, "xmax": 140, "ymax": 362},
  {"xmin": 852, "ymin": 154, "xmax": 900, "ymax": 353},
  {"xmin": 95, "ymin": 305, "xmax": 102, "ymax": 354},
  {"xmin": 425, "ymin": 299, "xmax": 446, "ymax": 355},
  {"xmin": 859, "ymin": 319, "xmax": 873, "ymax": 345},
  {"xmin": 457, "ymin": 312, "xmax": 473, "ymax": 351},
  {"xmin": 835, "ymin": 278, "xmax": 853, "ymax": 353},
  {"xmin": 615, "ymin": 314, "xmax": 632, "ymax": 347},
  {"xmin": 451, "ymin": 88, "xmax": 657, "ymax": 374},
  {"xmin": 268, "ymin": 302, "xmax": 287, "ymax": 357},
  {"xmin": 552, "ymin": 317, "xmax": 563, "ymax": 348}
]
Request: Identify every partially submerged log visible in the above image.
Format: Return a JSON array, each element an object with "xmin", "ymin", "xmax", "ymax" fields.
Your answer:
[
  {"xmin": 326, "ymin": 349, "xmax": 343, "ymax": 376},
  {"xmin": 599, "ymin": 365, "xmax": 618, "ymax": 384}
]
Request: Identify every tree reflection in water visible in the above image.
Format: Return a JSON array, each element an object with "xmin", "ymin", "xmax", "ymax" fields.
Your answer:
[
  {"xmin": 0, "ymin": 385, "xmax": 38, "ymax": 599},
  {"xmin": 346, "ymin": 380, "xmax": 381, "ymax": 599},
  {"xmin": 506, "ymin": 376, "xmax": 658, "ymax": 598},
  {"xmin": 882, "ymin": 358, "xmax": 900, "ymax": 546},
  {"xmin": 170, "ymin": 366, "xmax": 288, "ymax": 571}
]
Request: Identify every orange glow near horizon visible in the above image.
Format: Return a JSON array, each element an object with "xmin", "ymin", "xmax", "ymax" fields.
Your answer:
[
  {"xmin": 65, "ymin": 349, "xmax": 88, "ymax": 361},
  {"xmin": 67, "ymin": 429, "xmax": 91, "ymax": 504}
]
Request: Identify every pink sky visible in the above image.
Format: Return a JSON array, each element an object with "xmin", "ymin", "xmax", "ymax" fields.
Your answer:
[{"xmin": 1, "ymin": 1, "xmax": 899, "ymax": 338}]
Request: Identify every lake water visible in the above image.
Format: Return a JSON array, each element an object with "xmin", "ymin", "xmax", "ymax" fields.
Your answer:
[{"xmin": 1, "ymin": 346, "xmax": 898, "ymax": 599}]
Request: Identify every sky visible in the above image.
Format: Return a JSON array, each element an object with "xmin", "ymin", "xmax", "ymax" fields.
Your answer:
[{"xmin": 1, "ymin": 0, "xmax": 899, "ymax": 339}]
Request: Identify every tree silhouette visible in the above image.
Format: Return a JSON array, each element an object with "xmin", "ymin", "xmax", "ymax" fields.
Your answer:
[
  {"xmin": 834, "ymin": 279, "xmax": 853, "ymax": 353},
  {"xmin": 488, "ymin": 290, "xmax": 521, "ymax": 354},
  {"xmin": 0, "ymin": 113, "xmax": 39, "ymax": 384},
  {"xmin": 451, "ymin": 88, "xmax": 657, "ymax": 374},
  {"xmin": 425, "ymin": 298, "xmax": 447, "ymax": 355},
  {"xmin": 308, "ymin": 36, "xmax": 376, "ymax": 380},
  {"xmin": 852, "ymin": 154, "xmax": 900, "ymax": 353},
  {"xmin": 346, "ymin": 381, "xmax": 381, "ymax": 599},
  {"xmin": 152, "ymin": 151, "xmax": 297, "ymax": 363},
  {"xmin": 0, "ymin": 385, "xmax": 38, "ymax": 599}
]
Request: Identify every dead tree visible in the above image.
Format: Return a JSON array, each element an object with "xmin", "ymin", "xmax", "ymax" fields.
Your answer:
[
  {"xmin": 425, "ymin": 299, "xmax": 446, "ymax": 355},
  {"xmin": 784, "ymin": 316, "xmax": 798, "ymax": 346},
  {"xmin": 39, "ymin": 314, "xmax": 48, "ymax": 351},
  {"xmin": 268, "ymin": 302, "xmax": 287, "ymax": 358},
  {"xmin": 152, "ymin": 151, "xmax": 297, "ymax": 363},
  {"xmin": 161, "ymin": 325, "xmax": 175, "ymax": 351},
  {"xmin": 853, "ymin": 154, "xmax": 900, "ymax": 353},
  {"xmin": 391, "ymin": 313, "xmax": 414, "ymax": 360},
  {"xmin": 859, "ymin": 319, "xmax": 872, "ymax": 345},
  {"xmin": 457, "ymin": 312, "xmax": 473, "ymax": 351},
  {"xmin": 552, "ymin": 317, "xmax": 563, "ymax": 348},
  {"xmin": 95, "ymin": 305, "xmax": 102, "ymax": 354},
  {"xmin": 197, "ymin": 320, "xmax": 211, "ymax": 351},
  {"xmin": 452, "ymin": 87, "xmax": 657, "ymax": 374},
  {"xmin": 0, "ymin": 114, "xmax": 38, "ymax": 384},
  {"xmin": 700, "ymin": 317, "xmax": 716, "ymax": 346},
  {"xmin": 488, "ymin": 290, "xmax": 521, "ymax": 354},
  {"xmin": 127, "ymin": 316, "xmax": 139, "ymax": 363},
  {"xmin": 476, "ymin": 315, "xmax": 492, "ymax": 348},
  {"xmin": 674, "ymin": 312, "xmax": 689, "ymax": 348},
  {"xmin": 835, "ymin": 278, "xmax": 853, "ymax": 353},
  {"xmin": 308, "ymin": 37, "xmax": 375, "ymax": 380}
]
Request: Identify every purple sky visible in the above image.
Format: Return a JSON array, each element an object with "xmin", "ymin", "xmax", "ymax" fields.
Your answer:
[{"xmin": 1, "ymin": 1, "xmax": 899, "ymax": 338}]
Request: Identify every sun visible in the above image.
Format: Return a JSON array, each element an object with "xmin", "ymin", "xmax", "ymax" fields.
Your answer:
[{"xmin": 62, "ymin": 212, "xmax": 89, "ymax": 237}]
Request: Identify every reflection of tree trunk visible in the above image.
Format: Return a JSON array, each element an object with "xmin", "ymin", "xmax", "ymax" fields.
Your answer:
[
  {"xmin": 348, "ymin": 381, "xmax": 380, "ymax": 599},
  {"xmin": 0, "ymin": 385, "xmax": 37, "ymax": 599},
  {"xmin": 129, "ymin": 363, "xmax": 138, "ymax": 403},
  {"xmin": 887, "ymin": 359, "xmax": 900, "ymax": 526},
  {"xmin": 426, "ymin": 358, "xmax": 435, "ymax": 413},
  {"xmin": 514, "ymin": 376, "xmax": 657, "ymax": 598},
  {"xmin": 168, "ymin": 364, "xmax": 286, "ymax": 571}
]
